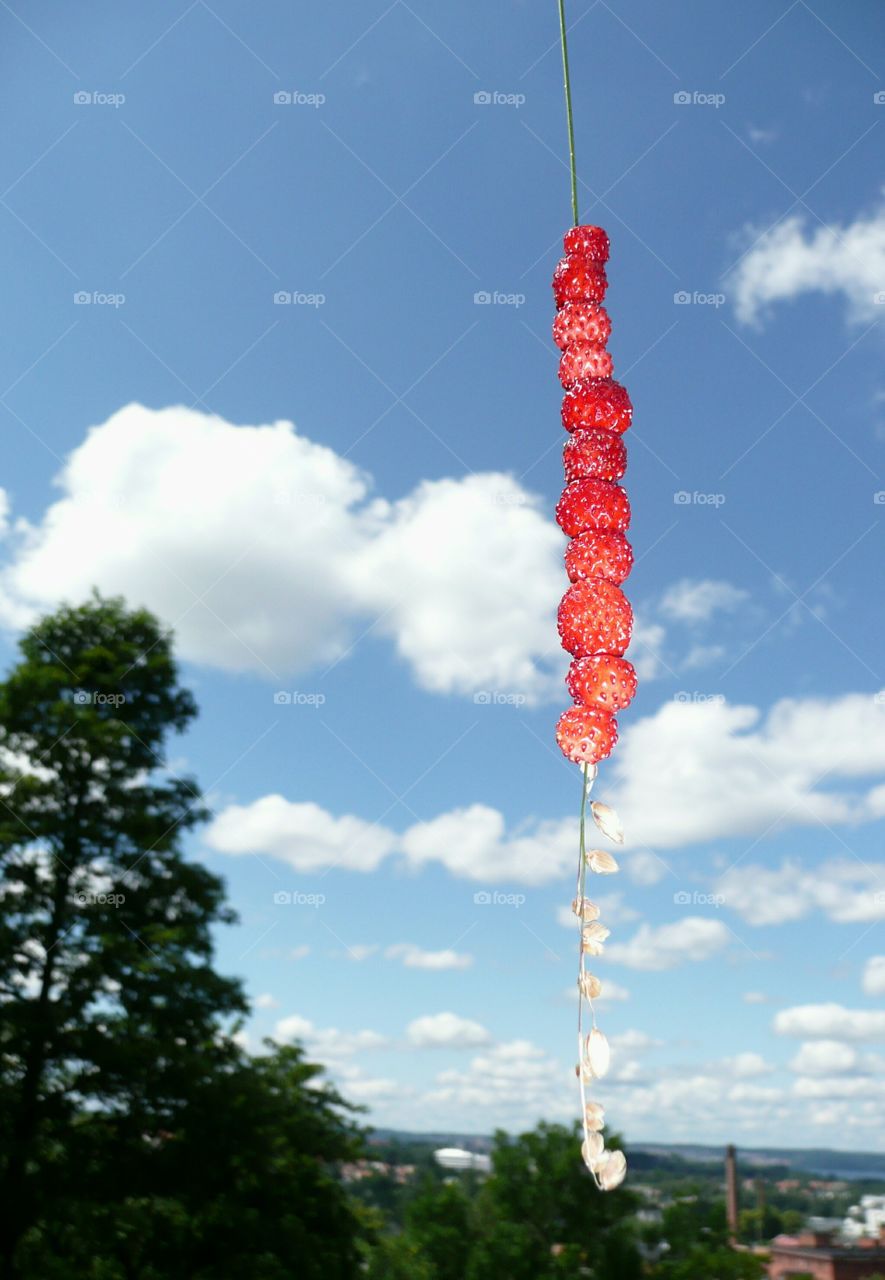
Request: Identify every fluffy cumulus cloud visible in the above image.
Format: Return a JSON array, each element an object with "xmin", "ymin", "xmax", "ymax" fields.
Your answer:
[
  {"xmin": 609, "ymin": 693, "xmax": 885, "ymax": 849},
  {"xmin": 728, "ymin": 206, "xmax": 885, "ymax": 326},
  {"xmin": 274, "ymin": 1013, "xmax": 388, "ymax": 1059},
  {"xmin": 718, "ymin": 859, "xmax": 885, "ymax": 926},
  {"xmin": 789, "ymin": 1040, "xmax": 858, "ymax": 1076},
  {"xmin": 605, "ymin": 916, "xmax": 730, "ymax": 971},
  {"xmin": 207, "ymin": 691, "xmax": 885, "ymax": 883},
  {"xmin": 863, "ymin": 956, "xmax": 885, "ymax": 996},
  {"xmin": 385, "ymin": 943, "xmax": 473, "ymax": 971},
  {"xmin": 406, "ymin": 1012, "xmax": 491, "ymax": 1049},
  {"xmin": 0, "ymin": 404, "xmax": 564, "ymax": 700},
  {"xmin": 659, "ymin": 578, "xmax": 749, "ymax": 624},
  {"xmin": 774, "ymin": 1003, "xmax": 885, "ymax": 1042}
]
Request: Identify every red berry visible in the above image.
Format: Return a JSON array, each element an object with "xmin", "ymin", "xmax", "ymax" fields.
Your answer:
[
  {"xmin": 562, "ymin": 379, "xmax": 632, "ymax": 435},
  {"xmin": 555, "ymin": 705, "xmax": 618, "ymax": 764},
  {"xmin": 559, "ymin": 342, "xmax": 613, "ymax": 388},
  {"xmin": 555, "ymin": 479, "xmax": 630, "ymax": 538},
  {"xmin": 565, "ymin": 530, "xmax": 633, "ymax": 585},
  {"xmin": 553, "ymin": 255, "xmax": 608, "ymax": 308},
  {"xmin": 563, "ymin": 225, "xmax": 610, "ymax": 262},
  {"xmin": 557, "ymin": 579, "xmax": 633, "ymax": 658},
  {"xmin": 567, "ymin": 654, "xmax": 637, "ymax": 711},
  {"xmin": 563, "ymin": 428, "xmax": 626, "ymax": 483},
  {"xmin": 553, "ymin": 302, "xmax": 611, "ymax": 350}
]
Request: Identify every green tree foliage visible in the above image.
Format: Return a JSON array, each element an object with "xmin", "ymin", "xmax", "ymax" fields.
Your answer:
[{"xmin": 0, "ymin": 597, "xmax": 363, "ymax": 1279}]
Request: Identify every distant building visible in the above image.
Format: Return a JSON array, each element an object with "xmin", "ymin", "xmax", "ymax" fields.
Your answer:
[
  {"xmin": 768, "ymin": 1227, "xmax": 885, "ymax": 1279},
  {"xmin": 844, "ymin": 1196, "xmax": 885, "ymax": 1242},
  {"xmin": 433, "ymin": 1147, "xmax": 492, "ymax": 1174}
]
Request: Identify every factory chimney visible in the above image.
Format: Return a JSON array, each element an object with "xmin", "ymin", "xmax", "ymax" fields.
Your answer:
[{"xmin": 725, "ymin": 1144, "xmax": 739, "ymax": 1242}]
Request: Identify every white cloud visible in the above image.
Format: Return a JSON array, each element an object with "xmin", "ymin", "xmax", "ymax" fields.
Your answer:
[
  {"xmin": 774, "ymin": 1003, "xmax": 885, "ymax": 1042},
  {"xmin": 610, "ymin": 693, "xmax": 885, "ymax": 850},
  {"xmin": 253, "ymin": 992, "xmax": 278, "ymax": 1009},
  {"xmin": 407, "ymin": 1012, "xmax": 492, "ymax": 1049},
  {"xmin": 400, "ymin": 805, "xmax": 574, "ymax": 885},
  {"xmin": 718, "ymin": 859, "xmax": 885, "ymax": 926},
  {"xmin": 206, "ymin": 796, "xmax": 397, "ymax": 874},
  {"xmin": 0, "ymin": 404, "xmax": 564, "ymax": 700},
  {"xmin": 743, "ymin": 991, "xmax": 769, "ymax": 1005},
  {"xmin": 427, "ymin": 1039, "xmax": 571, "ymax": 1128},
  {"xmin": 789, "ymin": 1040, "xmax": 858, "ymax": 1076},
  {"xmin": 660, "ymin": 579, "xmax": 748, "ymax": 624},
  {"xmin": 345, "ymin": 945, "xmax": 379, "ymax": 962},
  {"xmin": 385, "ymin": 943, "xmax": 473, "ymax": 971},
  {"xmin": 728, "ymin": 206, "xmax": 885, "ymax": 326},
  {"xmin": 727, "ymin": 1051, "xmax": 772, "ymax": 1078},
  {"xmin": 863, "ymin": 956, "xmax": 885, "ymax": 996},
  {"xmin": 290, "ymin": 944, "xmax": 311, "ymax": 960},
  {"xmin": 274, "ymin": 1013, "xmax": 388, "ymax": 1058},
  {"xmin": 606, "ymin": 916, "xmax": 730, "ymax": 971}
]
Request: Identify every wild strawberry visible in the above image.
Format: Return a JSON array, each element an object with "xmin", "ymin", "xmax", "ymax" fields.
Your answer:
[
  {"xmin": 559, "ymin": 342, "xmax": 613, "ymax": 387},
  {"xmin": 567, "ymin": 654, "xmax": 637, "ymax": 711},
  {"xmin": 555, "ymin": 479, "xmax": 630, "ymax": 538},
  {"xmin": 563, "ymin": 429, "xmax": 626, "ymax": 483},
  {"xmin": 563, "ymin": 225, "xmax": 610, "ymax": 261},
  {"xmin": 555, "ymin": 705, "xmax": 618, "ymax": 764},
  {"xmin": 553, "ymin": 255, "xmax": 608, "ymax": 307},
  {"xmin": 562, "ymin": 379, "xmax": 632, "ymax": 435},
  {"xmin": 557, "ymin": 579, "xmax": 633, "ymax": 657},
  {"xmin": 565, "ymin": 530, "xmax": 633, "ymax": 585},
  {"xmin": 553, "ymin": 302, "xmax": 611, "ymax": 350}
]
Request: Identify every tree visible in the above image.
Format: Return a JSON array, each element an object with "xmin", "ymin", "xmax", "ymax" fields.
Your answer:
[
  {"xmin": 0, "ymin": 596, "xmax": 363, "ymax": 1278},
  {"xmin": 473, "ymin": 1122, "xmax": 642, "ymax": 1279},
  {"xmin": 405, "ymin": 1179, "xmax": 475, "ymax": 1280}
]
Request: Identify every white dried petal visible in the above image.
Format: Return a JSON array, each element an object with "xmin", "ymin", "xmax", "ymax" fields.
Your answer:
[
  {"xmin": 596, "ymin": 1148, "xmax": 627, "ymax": 1190},
  {"xmin": 584, "ymin": 1028, "xmax": 611, "ymax": 1078},
  {"xmin": 583, "ymin": 764, "xmax": 598, "ymax": 794},
  {"xmin": 581, "ymin": 921, "xmax": 610, "ymax": 955},
  {"xmin": 581, "ymin": 1132, "xmax": 604, "ymax": 1169},
  {"xmin": 590, "ymin": 801, "xmax": 624, "ymax": 844},
  {"xmin": 586, "ymin": 849, "xmax": 619, "ymax": 875},
  {"xmin": 572, "ymin": 896, "xmax": 600, "ymax": 921},
  {"xmin": 584, "ymin": 1101, "xmax": 605, "ymax": 1131},
  {"xmin": 579, "ymin": 972, "xmax": 602, "ymax": 1000}
]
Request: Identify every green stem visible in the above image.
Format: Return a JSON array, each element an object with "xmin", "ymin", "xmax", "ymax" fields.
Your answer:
[{"xmin": 557, "ymin": 0, "xmax": 580, "ymax": 227}]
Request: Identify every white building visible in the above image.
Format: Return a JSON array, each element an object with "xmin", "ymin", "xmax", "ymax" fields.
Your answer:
[{"xmin": 433, "ymin": 1147, "xmax": 492, "ymax": 1174}]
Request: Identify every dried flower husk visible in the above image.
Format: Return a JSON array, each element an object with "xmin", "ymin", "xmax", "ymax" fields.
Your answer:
[
  {"xmin": 590, "ymin": 801, "xmax": 624, "ymax": 844},
  {"xmin": 583, "ymin": 1027, "xmax": 611, "ymax": 1078},
  {"xmin": 581, "ymin": 1131, "xmax": 604, "ymax": 1169},
  {"xmin": 585, "ymin": 848, "xmax": 619, "ymax": 875},
  {"xmin": 596, "ymin": 1148, "xmax": 627, "ymax": 1190},
  {"xmin": 581, "ymin": 921, "xmax": 610, "ymax": 955},
  {"xmin": 572, "ymin": 896, "xmax": 600, "ymax": 921},
  {"xmin": 579, "ymin": 972, "xmax": 602, "ymax": 1000},
  {"xmin": 584, "ymin": 1101, "xmax": 605, "ymax": 1131}
]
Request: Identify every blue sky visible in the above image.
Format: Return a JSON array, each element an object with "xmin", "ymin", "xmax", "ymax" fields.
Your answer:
[{"xmin": 2, "ymin": 0, "xmax": 885, "ymax": 1146}]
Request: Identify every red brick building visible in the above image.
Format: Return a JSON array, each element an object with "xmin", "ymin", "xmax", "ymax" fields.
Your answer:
[{"xmin": 769, "ymin": 1229, "xmax": 885, "ymax": 1279}]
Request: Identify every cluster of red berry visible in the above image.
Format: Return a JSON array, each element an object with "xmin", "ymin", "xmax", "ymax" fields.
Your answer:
[{"xmin": 552, "ymin": 226, "xmax": 637, "ymax": 766}]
